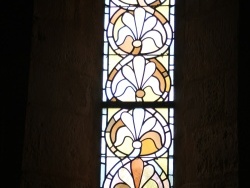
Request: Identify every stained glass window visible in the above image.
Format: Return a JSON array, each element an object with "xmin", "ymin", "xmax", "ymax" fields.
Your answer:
[{"xmin": 100, "ymin": 0, "xmax": 175, "ymax": 187}]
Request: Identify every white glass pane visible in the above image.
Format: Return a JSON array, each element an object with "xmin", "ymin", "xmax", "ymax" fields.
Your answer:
[
  {"xmin": 169, "ymin": 86, "xmax": 174, "ymax": 101},
  {"xmin": 104, "ymin": 31, "xmax": 107, "ymax": 41},
  {"xmin": 170, "ymin": 6, "xmax": 175, "ymax": 14},
  {"xmin": 102, "ymin": 115, "xmax": 107, "ymax": 131},
  {"xmin": 101, "ymin": 156, "xmax": 105, "ymax": 163},
  {"xmin": 169, "ymin": 141, "xmax": 174, "ymax": 155},
  {"xmin": 102, "ymin": 70, "xmax": 107, "ymax": 88},
  {"xmin": 170, "ymin": 124, "xmax": 174, "ymax": 138},
  {"xmin": 101, "ymin": 137, "xmax": 106, "ymax": 154},
  {"xmin": 170, "ymin": 0, "xmax": 175, "ymax": 5},
  {"xmin": 102, "ymin": 108, "xmax": 107, "ymax": 114},
  {"xmin": 170, "ymin": 56, "xmax": 174, "ymax": 65},
  {"xmin": 169, "ymin": 158, "xmax": 173, "ymax": 174},
  {"xmin": 170, "ymin": 15, "xmax": 175, "ymax": 32},
  {"xmin": 169, "ymin": 108, "xmax": 174, "ymax": 117},
  {"xmin": 170, "ymin": 70, "xmax": 174, "ymax": 84},
  {"xmin": 170, "ymin": 40, "xmax": 175, "ymax": 55},
  {"xmin": 169, "ymin": 117, "xmax": 174, "ymax": 124},
  {"xmin": 169, "ymin": 65, "xmax": 174, "ymax": 70},
  {"xmin": 103, "ymin": 55, "xmax": 108, "ymax": 70},
  {"xmin": 103, "ymin": 43, "xmax": 108, "ymax": 54},
  {"xmin": 165, "ymin": 24, "xmax": 173, "ymax": 41},
  {"xmin": 169, "ymin": 175, "xmax": 174, "ymax": 186},
  {"xmin": 105, "ymin": 0, "xmax": 109, "ymax": 5},
  {"xmin": 104, "ymin": 14, "xmax": 109, "ymax": 29},
  {"xmin": 100, "ymin": 164, "xmax": 105, "ymax": 186},
  {"xmin": 102, "ymin": 90, "xmax": 107, "ymax": 101},
  {"xmin": 155, "ymin": 112, "xmax": 167, "ymax": 126}
]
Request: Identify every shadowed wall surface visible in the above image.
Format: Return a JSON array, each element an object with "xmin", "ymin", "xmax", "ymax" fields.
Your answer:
[
  {"xmin": 174, "ymin": 0, "xmax": 238, "ymax": 187},
  {"xmin": 20, "ymin": 0, "xmax": 103, "ymax": 187}
]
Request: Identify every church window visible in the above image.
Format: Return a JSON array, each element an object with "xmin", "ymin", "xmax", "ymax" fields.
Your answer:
[{"xmin": 100, "ymin": 0, "xmax": 175, "ymax": 187}]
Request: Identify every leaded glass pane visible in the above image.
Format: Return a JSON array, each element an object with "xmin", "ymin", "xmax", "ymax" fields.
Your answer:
[{"xmin": 101, "ymin": 0, "xmax": 175, "ymax": 187}]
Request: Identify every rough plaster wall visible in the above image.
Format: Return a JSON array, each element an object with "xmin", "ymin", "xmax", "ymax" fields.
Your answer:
[
  {"xmin": 21, "ymin": 0, "xmax": 103, "ymax": 187},
  {"xmin": 174, "ymin": 0, "xmax": 238, "ymax": 187}
]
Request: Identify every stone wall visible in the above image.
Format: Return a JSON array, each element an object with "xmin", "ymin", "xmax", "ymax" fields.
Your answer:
[
  {"xmin": 21, "ymin": 0, "xmax": 239, "ymax": 187},
  {"xmin": 21, "ymin": 0, "xmax": 103, "ymax": 187},
  {"xmin": 174, "ymin": 0, "xmax": 238, "ymax": 187}
]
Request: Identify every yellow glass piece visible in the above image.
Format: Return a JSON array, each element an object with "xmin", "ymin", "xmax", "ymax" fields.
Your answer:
[
  {"xmin": 111, "ymin": 120, "xmax": 124, "ymax": 142},
  {"xmin": 109, "ymin": 55, "xmax": 122, "ymax": 73},
  {"xmin": 108, "ymin": 108, "xmax": 120, "ymax": 121},
  {"xmin": 109, "ymin": 46, "xmax": 116, "ymax": 55},
  {"xmin": 162, "ymin": 0, "xmax": 170, "ymax": 6},
  {"xmin": 156, "ymin": 6, "xmax": 169, "ymax": 20},
  {"xmin": 155, "ymin": 108, "xmax": 169, "ymax": 120},
  {"xmin": 143, "ymin": 87, "xmax": 159, "ymax": 101},
  {"xmin": 117, "ymin": 137, "xmax": 133, "ymax": 154},
  {"xmin": 140, "ymin": 165, "xmax": 155, "ymax": 187},
  {"xmin": 156, "ymin": 157, "xmax": 168, "ymax": 174},
  {"xmin": 141, "ymin": 132, "xmax": 162, "ymax": 149},
  {"xmin": 151, "ymin": 58, "xmax": 166, "ymax": 72},
  {"xmin": 156, "ymin": 56, "xmax": 169, "ymax": 69},
  {"xmin": 153, "ymin": 70, "xmax": 165, "ymax": 92},
  {"xmin": 160, "ymin": 172, "xmax": 167, "ymax": 180},
  {"xmin": 114, "ymin": 16, "xmax": 124, "ymax": 41},
  {"xmin": 115, "ymin": 151, "xmax": 126, "ymax": 157},
  {"xmin": 144, "ymin": 180, "xmax": 158, "ymax": 188},
  {"xmin": 140, "ymin": 138, "xmax": 158, "ymax": 155},
  {"xmin": 162, "ymin": 151, "xmax": 169, "ymax": 158}
]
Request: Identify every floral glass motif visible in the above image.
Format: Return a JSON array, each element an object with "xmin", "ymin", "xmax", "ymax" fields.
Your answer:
[
  {"xmin": 107, "ymin": 7, "xmax": 173, "ymax": 58},
  {"xmin": 101, "ymin": 0, "xmax": 175, "ymax": 187},
  {"xmin": 106, "ymin": 55, "xmax": 171, "ymax": 102}
]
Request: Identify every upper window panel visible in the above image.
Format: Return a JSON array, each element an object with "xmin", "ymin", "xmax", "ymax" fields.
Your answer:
[{"xmin": 102, "ymin": 0, "xmax": 175, "ymax": 103}]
